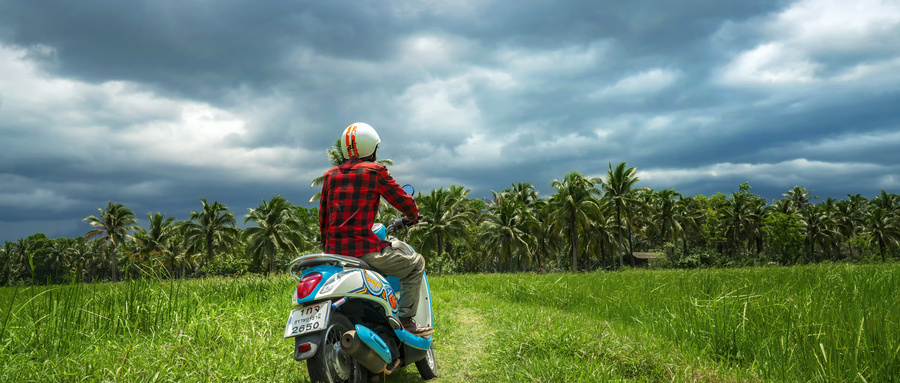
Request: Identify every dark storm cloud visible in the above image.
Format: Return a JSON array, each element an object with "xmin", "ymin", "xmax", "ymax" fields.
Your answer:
[
  {"xmin": 0, "ymin": 1, "xmax": 404, "ymax": 93},
  {"xmin": 2, "ymin": 0, "xmax": 899, "ymax": 243}
]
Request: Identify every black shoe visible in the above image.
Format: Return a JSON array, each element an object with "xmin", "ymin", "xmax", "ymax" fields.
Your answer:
[{"xmin": 400, "ymin": 317, "xmax": 434, "ymax": 336}]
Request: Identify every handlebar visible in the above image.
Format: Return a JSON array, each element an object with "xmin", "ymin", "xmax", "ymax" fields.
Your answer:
[{"xmin": 387, "ymin": 216, "xmax": 425, "ymax": 233}]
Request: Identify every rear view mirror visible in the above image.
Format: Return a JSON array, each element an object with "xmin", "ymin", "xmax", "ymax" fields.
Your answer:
[{"xmin": 402, "ymin": 184, "xmax": 415, "ymax": 196}]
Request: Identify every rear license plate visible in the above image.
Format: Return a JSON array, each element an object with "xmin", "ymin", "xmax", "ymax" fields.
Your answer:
[{"xmin": 284, "ymin": 301, "xmax": 331, "ymax": 338}]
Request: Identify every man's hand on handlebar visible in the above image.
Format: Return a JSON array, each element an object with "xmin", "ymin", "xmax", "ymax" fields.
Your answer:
[
  {"xmin": 389, "ymin": 214, "xmax": 423, "ymax": 232},
  {"xmin": 402, "ymin": 214, "xmax": 422, "ymax": 226}
]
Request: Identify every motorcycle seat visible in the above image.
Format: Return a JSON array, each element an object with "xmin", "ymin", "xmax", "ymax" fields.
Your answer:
[{"xmin": 295, "ymin": 254, "xmax": 376, "ymax": 271}]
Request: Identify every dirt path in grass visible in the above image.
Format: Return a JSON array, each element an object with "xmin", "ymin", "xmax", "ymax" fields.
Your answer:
[
  {"xmin": 433, "ymin": 305, "xmax": 493, "ymax": 381},
  {"xmin": 383, "ymin": 295, "xmax": 495, "ymax": 383}
]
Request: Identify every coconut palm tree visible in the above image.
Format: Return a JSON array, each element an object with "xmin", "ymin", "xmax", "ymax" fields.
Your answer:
[
  {"xmin": 784, "ymin": 186, "xmax": 816, "ymax": 214},
  {"xmin": 720, "ymin": 191, "xmax": 762, "ymax": 259},
  {"xmin": 182, "ymin": 199, "xmax": 239, "ymax": 272},
  {"xmin": 820, "ymin": 197, "xmax": 843, "ymax": 260},
  {"xmin": 837, "ymin": 194, "xmax": 868, "ymax": 259},
  {"xmin": 65, "ymin": 239, "xmax": 91, "ymax": 283},
  {"xmin": 864, "ymin": 206, "xmax": 900, "ymax": 262},
  {"xmin": 244, "ymin": 195, "xmax": 306, "ymax": 276},
  {"xmin": 482, "ymin": 190, "xmax": 539, "ymax": 272},
  {"xmin": 652, "ymin": 189, "xmax": 683, "ymax": 258},
  {"xmin": 600, "ymin": 162, "xmax": 647, "ymax": 268},
  {"xmin": 547, "ymin": 171, "xmax": 602, "ymax": 272},
  {"xmin": 800, "ymin": 204, "xmax": 838, "ymax": 262},
  {"xmin": 46, "ymin": 240, "xmax": 71, "ymax": 282},
  {"xmin": 582, "ymin": 204, "xmax": 616, "ymax": 270},
  {"xmin": 132, "ymin": 212, "xmax": 177, "ymax": 270},
  {"xmin": 674, "ymin": 196, "xmax": 702, "ymax": 260},
  {"xmin": 410, "ymin": 187, "xmax": 474, "ymax": 268},
  {"xmin": 83, "ymin": 201, "xmax": 138, "ymax": 282},
  {"xmin": 0, "ymin": 241, "xmax": 11, "ymax": 284},
  {"xmin": 869, "ymin": 190, "xmax": 899, "ymax": 216}
]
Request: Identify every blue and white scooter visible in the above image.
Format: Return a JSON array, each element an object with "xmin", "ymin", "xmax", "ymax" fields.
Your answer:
[{"xmin": 284, "ymin": 218, "xmax": 437, "ymax": 383}]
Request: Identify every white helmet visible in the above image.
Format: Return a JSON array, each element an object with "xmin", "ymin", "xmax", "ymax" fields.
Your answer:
[{"xmin": 340, "ymin": 122, "xmax": 381, "ymax": 159}]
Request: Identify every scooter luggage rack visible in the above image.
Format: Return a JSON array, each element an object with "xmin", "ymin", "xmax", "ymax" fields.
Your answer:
[{"xmin": 288, "ymin": 254, "xmax": 373, "ymax": 278}]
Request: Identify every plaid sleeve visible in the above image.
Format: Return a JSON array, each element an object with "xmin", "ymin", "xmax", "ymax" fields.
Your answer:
[
  {"xmin": 318, "ymin": 171, "xmax": 329, "ymax": 248},
  {"xmin": 376, "ymin": 165, "xmax": 418, "ymax": 220}
]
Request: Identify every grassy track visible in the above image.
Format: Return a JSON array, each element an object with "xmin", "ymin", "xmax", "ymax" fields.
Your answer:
[{"xmin": 1, "ymin": 264, "xmax": 898, "ymax": 382}]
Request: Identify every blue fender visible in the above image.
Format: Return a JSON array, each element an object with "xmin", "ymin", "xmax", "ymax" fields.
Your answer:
[
  {"xmin": 393, "ymin": 328, "xmax": 432, "ymax": 350},
  {"xmin": 354, "ymin": 324, "xmax": 391, "ymax": 364}
]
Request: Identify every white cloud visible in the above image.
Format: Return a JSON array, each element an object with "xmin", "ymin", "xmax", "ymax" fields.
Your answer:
[
  {"xmin": 0, "ymin": 44, "xmax": 311, "ymax": 187},
  {"xmin": 400, "ymin": 33, "xmax": 477, "ymax": 70},
  {"xmin": 759, "ymin": 128, "xmax": 900, "ymax": 160},
  {"xmin": 720, "ymin": 43, "xmax": 821, "ymax": 85},
  {"xmin": 496, "ymin": 42, "xmax": 608, "ymax": 78},
  {"xmin": 641, "ymin": 158, "xmax": 886, "ymax": 194},
  {"xmin": 397, "ymin": 71, "xmax": 495, "ymax": 143},
  {"xmin": 770, "ymin": 0, "xmax": 900, "ymax": 52},
  {"xmin": 0, "ymin": 188, "xmax": 77, "ymax": 211},
  {"xmin": 591, "ymin": 68, "xmax": 680, "ymax": 99},
  {"xmin": 453, "ymin": 133, "xmax": 504, "ymax": 165},
  {"xmin": 718, "ymin": 0, "xmax": 900, "ymax": 87}
]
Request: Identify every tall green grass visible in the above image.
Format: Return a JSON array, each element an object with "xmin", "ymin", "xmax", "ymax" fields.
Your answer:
[
  {"xmin": 0, "ymin": 276, "xmax": 302, "ymax": 382},
  {"xmin": 2, "ymin": 264, "xmax": 897, "ymax": 382},
  {"xmin": 439, "ymin": 263, "xmax": 900, "ymax": 382}
]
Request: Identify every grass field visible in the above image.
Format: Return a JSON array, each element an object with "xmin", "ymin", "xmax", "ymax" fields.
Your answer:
[{"xmin": 1, "ymin": 264, "xmax": 898, "ymax": 382}]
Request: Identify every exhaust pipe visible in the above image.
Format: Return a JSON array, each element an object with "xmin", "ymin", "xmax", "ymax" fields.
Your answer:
[{"xmin": 341, "ymin": 329, "xmax": 392, "ymax": 374}]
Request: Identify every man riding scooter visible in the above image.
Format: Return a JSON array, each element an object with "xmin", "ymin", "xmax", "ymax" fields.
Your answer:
[{"xmin": 318, "ymin": 122, "xmax": 433, "ymax": 337}]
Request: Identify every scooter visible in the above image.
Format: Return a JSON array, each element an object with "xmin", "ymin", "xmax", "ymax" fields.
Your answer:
[{"xmin": 284, "ymin": 218, "xmax": 437, "ymax": 383}]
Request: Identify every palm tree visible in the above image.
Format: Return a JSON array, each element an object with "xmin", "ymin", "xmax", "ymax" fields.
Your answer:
[
  {"xmin": 820, "ymin": 197, "xmax": 843, "ymax": 260},
  {"xmin": 132, "ymin": 212, "xmax": 177, "ymax": 271},
  {"xmin": 46, "ymin": 240, "xmax": 70, "ymax": 282},
  {"xmin": 1, "ymin": 241, "xmax": 11, "ymax": 284},
  {"xmin": 674, "ymin": 196, "xmax": 702, "ymax": 261},
  {"xmin": 482, "ymin": 190, "xmax": 539, "ymax": 272},
  {"xmin": 244, "ymin": 195, "xmax": 306, "ymax": 276},
  {"xmin": 720, "ymin": 191, "xmax": 762, "ymax": 259},
  {"xmin": 837, "ymin": 194, "xmax": 868, "ymax": 259},
  {"xmin": 600, "ymin": 162, "xmax": 646, "ymax": 268},
  {"xmin": 652, "ymin": 189, "xmax": 683, "ymax": 258},
  {"xmin": 800, "ymin": 204, "xmax": 838, "ymax": 262},
  {"xmin": 409, "ymin": 187, "xmax": 474, "ymax": 267},
  {"xmin": 864, "ymin": 206, "xmax": 900, "ymax": 262},
  {"xmin": 583, "ymin": 204, "xmax": 616, "ymax": 270},
  {"xmin": 784, "ymin": 186, "xmax": 816, "ymax": 214},
  {"xmin": 769, "ymin": 198, "xmax": 794, "ymax": 215},
  {"xmin": 870, "ymin": 190, "xmax": 899, "ymax": 215},
  {"xmin": 66, "ymin": 239, "xmax": 91, "ymax": 283},
  {"xmin": 83, "ymin": 201, "xmax": 138, "ymax": 282},
  {"xmin": 83, "ymin": 239, "xmax": 109, "ymax": 280},
  {"xmin": 547, "ymin": 171, "xmax": 602, "ymax": 272},
  {"xmin": 509, "ymin": 182, "xmax": 540, "ymax": 208},
  {"xmin": 182, "ymin": 199, "xmax": 239, "ymax": 272}
]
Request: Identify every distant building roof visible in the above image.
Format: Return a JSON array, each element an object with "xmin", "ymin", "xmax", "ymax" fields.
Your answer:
[{"xmin": 632, "ymin": 252, "xmax": 661, "ymax": 259}]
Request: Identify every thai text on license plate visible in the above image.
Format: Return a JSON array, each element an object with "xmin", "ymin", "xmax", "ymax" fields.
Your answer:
[{"xmin": 284, "ymin": 300, "xmax": 331, "ymax": 338}]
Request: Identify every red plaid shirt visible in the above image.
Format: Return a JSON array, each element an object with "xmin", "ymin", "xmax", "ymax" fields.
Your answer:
[{"xmin": 319, "ymin": 158, "xmax": 418, "ymax": 257}]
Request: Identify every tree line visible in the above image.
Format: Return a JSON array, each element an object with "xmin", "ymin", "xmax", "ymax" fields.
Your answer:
[{"xmin": 2, "ymin": 162, "xmax": 899, "ymax": 285}]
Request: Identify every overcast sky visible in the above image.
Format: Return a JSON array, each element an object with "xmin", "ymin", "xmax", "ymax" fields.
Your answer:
[{"xmin": 1, "ymin": 0, "xmax": 899, "ymax": 243}]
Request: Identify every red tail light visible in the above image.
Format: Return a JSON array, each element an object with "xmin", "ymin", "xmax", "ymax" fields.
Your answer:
[{"xmin": 297, "ymin": 273, "xmax": 323, "ymax": 298}]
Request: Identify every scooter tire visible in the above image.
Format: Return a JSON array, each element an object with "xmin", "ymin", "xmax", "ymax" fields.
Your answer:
[
  {"xmin": 415, "ymin": 343, "xmax": 437, "ymax": 380},
  {"xmin": 307, "ymin": 312, "xmax": 369, "ymax": 383}
]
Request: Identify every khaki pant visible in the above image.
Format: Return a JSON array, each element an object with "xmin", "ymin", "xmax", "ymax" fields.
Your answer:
[{"xmin": 360, "ymin": 241, "xmax": 425, "ymax": 318}]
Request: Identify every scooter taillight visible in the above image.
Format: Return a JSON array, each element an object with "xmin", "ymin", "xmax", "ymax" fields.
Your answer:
[{"xmin": 297, "ymin": 273, "xmax": 323, "ymax": 298}]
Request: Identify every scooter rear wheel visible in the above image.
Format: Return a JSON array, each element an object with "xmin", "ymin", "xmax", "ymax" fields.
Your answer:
[{"xmin": 307, "ymin": 312, "xmax": 368, "ymax": 383}]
